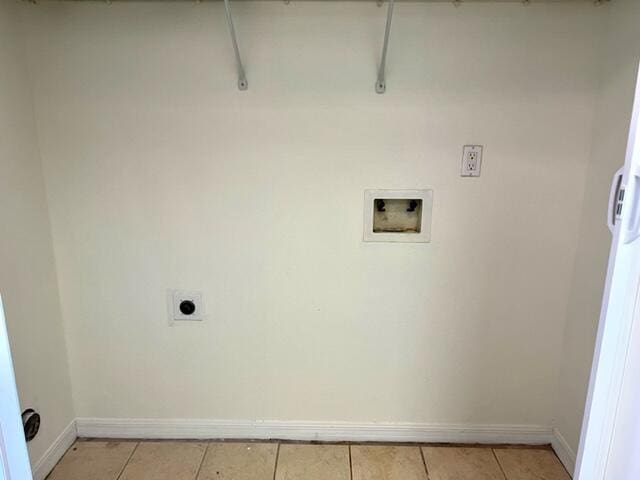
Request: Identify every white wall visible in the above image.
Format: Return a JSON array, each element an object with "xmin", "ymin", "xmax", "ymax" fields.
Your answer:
[
  {"xmin": 553, "ymin": 0, "xmax": 640, "ymax": 463},
  {"xmin": 0, "ymin": 0, "xmax": 75, "ymax": 468},
  {"xmin": 21, "ymin": 1, "xmax": 603, "ymax": 428}
]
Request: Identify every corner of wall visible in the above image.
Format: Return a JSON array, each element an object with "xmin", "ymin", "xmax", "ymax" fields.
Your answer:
[
  {"xmin": 0, "ymin": 0, "xmax": 77, "ymax": 474},
  {"xmin": 551, "ymin": 0, "xmax": 640, "ymax": 468}
]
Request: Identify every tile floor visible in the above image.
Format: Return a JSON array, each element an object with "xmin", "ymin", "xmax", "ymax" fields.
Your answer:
[{"xmin": 46, "ymin": 440, "xmax": 572, "ymax": 480}]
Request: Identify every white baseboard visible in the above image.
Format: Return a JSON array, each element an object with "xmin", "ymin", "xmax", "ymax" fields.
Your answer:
[
  {"xmin": 27, "ymin": 418, "xmax": 570, "ymax": 479},
  {"xmin": 32, "ymin": 420, "xmax": 77, "ymax": 480},
  {"xmin": 551, "ymin": 428, "xmax": 576, "ymax": 478},
  {"xmin": 76, "ymin": 417, "xmax": 553, "ymax": 445}
]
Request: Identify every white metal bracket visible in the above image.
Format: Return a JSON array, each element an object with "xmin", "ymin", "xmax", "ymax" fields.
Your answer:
[
  {"xmin": 375, "ymin": 0, "xmax": 395, "ymax": 94},
  {"xmin": 223, "ymin": 0, "xmax": 248, "ymax": 90}
]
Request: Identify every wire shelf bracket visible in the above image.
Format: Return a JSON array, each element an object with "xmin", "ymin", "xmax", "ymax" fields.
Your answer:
[
  {"xmin": 375, "ymin": 0, "xmax": 395, "ymax": 94},
  {"xmin": 223, "ymin": 0, "xmax": 248, "ymax": 90}
]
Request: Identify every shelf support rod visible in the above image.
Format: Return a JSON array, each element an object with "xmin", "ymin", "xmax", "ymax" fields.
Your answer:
[
  {"xmin": 223, "ymin": 0, "xmax": 248, "ymax": 90},
  {"xmin": 376, "ymin": 0, "xmax": 394, "ymax": 94}
]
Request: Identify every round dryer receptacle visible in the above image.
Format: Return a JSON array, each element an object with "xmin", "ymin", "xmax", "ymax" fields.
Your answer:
[
  {"xmin": 22, "ymin": 409, "xmax": 40, "ymax": 442},
  {"xmin": 179, "ymin": 300, "xmax": 196, "ymax": 316}
]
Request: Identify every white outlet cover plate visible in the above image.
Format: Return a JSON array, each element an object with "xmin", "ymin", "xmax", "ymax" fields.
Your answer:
[
  {"xmin": 461, "ymin": 145, "xmax": 483, "ymax": 177},
  {"xmin": 167, "ymin": 290, "xmax": 204, "ymax": 324},
  {"xmin": 363, "ymin": 189, "xmax": 433, "ymax": 243}
]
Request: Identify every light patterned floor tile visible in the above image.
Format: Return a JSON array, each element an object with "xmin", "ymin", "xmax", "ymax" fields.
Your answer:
[
  {"xmin": 119, "ymin": 441, "xmax": 207, "ymax": 480},
  {"xmin": 47, "ymin": 441, "xmax": 137, "ymax": 480},
  {"xmin": 351, "ymin": 445, "xmax": 427, "ymax": 480},
  {"xmin": 494, "ymin": 448, "xmax": 571, "ymax": 480},
  {"xmin": 274, "ymin": 444, "xmax": 350, "ymax": 480},
  {"xmin": 197, "ymin": 442, "xmax": 277, "ymax": 480},
  {"xmin": 422, "ymin": 447, "xmax": 505, "ymax": 480}
]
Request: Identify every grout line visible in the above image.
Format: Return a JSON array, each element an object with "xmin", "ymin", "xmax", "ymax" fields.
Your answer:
[
  {"xmin": 419, "ymin": 445, "xmax": 430, "ymax": 480},
  {"xmin": 193, "ymin": 441, "xmax": 210, "ymax": 480},
  {"xmin": 72, "ymin": 437, "xmax": 552, "ymax": 449},
  {"xmin": 349, "ymin": 445, "xmax": 354, "ymax": 480},
  {"xmin": 115, "ymin": 442, "xmax": 140, "ymax": 480},
  {"xmin": 492, "ymin": 449, "xmax": 509, "ymax": 480},
  {"xmin": 272, "ymin": 443, "xmax": 281, "ymax": 480}
]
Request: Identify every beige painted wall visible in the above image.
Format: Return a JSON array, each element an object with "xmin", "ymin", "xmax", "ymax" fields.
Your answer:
[
  {"xmin": 553, "ymin": 0, "xmax": 640, "ymax": 459},
  {"xmin": 0, "ymin": 0, "xmax": 75, "ymax": 467},
  {"xmin": 20, "ymin": 1, "xmax": 604, "ymax": 426}
]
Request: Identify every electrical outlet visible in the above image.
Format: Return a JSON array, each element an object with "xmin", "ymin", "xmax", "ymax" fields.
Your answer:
[
  {"xmin": 167, "ymin": 290, "xmax": 204, "ymax": 324},
  {"xmin": 461, "ymin": 145, "xmax": 483, "ymax": 177}
]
